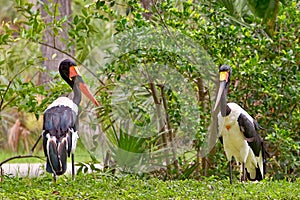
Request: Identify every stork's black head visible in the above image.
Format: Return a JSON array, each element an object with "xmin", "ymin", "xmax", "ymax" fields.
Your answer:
[
  {"xmin": 219, "ymin": 65, "xmax": 232, "ymax": 84},
  {"xmin": 59, "ymin": 59, "xmax": 78, "ymax": 88},
  {"xmin": 58, "ymin": 59, "xmax": 99, "ymax": 106}
]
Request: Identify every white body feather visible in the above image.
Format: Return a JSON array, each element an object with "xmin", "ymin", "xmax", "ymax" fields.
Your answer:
[
  {"xmin": 218, "ymin": 102, "xmax": 263, "ymax": 179},
  {"xmin": 45, "ymin": 96, "xmax": 78, "ymax": 115}
]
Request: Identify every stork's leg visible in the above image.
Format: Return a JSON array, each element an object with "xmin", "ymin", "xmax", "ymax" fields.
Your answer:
[
  {"xmin": 229, "ymin": 160, "xmax": 233, "ymax": 184},
  {"xmin": 53, "ymin": 174, "xmax": 57, "ymax": 183},
  {"xmin": 240, "ymin": 162, "xmax": 246, "ymax": 182},
  {"xmin": 71, "ymin": 153, "xmax": 75, "ymax": 181}
]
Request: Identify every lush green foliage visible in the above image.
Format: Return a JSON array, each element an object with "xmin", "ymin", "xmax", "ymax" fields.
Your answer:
[
  {"xmin": 0, "ymin": 174, "xmax": 299, "ymax": 199},
  {"xmin": 107, "ymin": 0, "xmax": 300, "ymax": 179}
]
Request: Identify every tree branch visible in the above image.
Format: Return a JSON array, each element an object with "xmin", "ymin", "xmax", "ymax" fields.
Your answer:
[{"xmin": 37, "ymin": 41, "xmax": 105, "ymax": 86}]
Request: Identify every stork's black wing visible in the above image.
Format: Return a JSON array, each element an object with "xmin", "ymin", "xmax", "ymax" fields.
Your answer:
[
  {"xmin": 42, "ymin": 105, "xmax": 78, "ymax": 175},
  {"xmin": 237, "ymin": 113, "xmax": 263, "ymax": 156},
  {"xmin": 238, "ymin": 113, "xmax": 267, "ymax": 181},
  {"xmin": 43, "ymin": 106, "xmax": 77, "ymax": 135}
]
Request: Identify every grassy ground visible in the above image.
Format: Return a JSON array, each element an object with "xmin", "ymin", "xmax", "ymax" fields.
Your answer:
[
  {"xmin": 1, "ymin": 142, "xmax": 298, "ymax": 199},
  {"xmin": 0, "ymin": 173, "xmax": 299, "ymax": 199}
]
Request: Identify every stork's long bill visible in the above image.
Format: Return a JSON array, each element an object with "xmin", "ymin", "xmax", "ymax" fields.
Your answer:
[
  {"xmin": 214, "ymin": 70, "xmax": 230, "ymax": 115},
  {"xmin": 69, "ymin": 65, "xmax": 99, "ymax": 106}
]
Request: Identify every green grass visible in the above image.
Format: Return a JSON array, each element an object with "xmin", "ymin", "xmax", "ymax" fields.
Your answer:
[{"xmin": 0, "ymin": 174, "xmax": 299, "ymax": 199}]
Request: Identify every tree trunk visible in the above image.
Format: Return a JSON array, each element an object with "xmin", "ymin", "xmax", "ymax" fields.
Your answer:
[
  {"xmin": 149, "ymin": 82, "xmax": 170, "ymax": 168},
  {"xmin": 38, "ymin": 0, "xmax": 73, "ymax": 84},
  {"xmin": 140, "ymin": 0, "xmax": 153, "ymax": 20},
  {"xmin": 195, "ymin": 77, "xmax": 206, "ymax": 177},
  {"xmin": 160, "ymin": 84, "xmax": 181, "ymax": 175}
]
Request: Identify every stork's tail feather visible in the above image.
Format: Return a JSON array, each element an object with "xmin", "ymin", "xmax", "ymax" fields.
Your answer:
[
  {"xmin": 262, "ymin": 141, "xmax": 267, "ymax": 177},
  {"xmin": 246, "ymin": 142, "xmax": 267, "ymax": 181},
  {"xmin": 46, "ymin": 137, "xmax": 68, "ymax": 176},
  {"xmin": 246, "ymin": 167, "xmax": 263, "ymax": 181}
]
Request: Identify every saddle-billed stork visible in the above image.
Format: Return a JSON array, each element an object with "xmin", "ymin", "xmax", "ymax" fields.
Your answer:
[
  {"xmin": 42, "ymin": 59, "xmax": 99, "ymax": 181},
  {"xmin": 214, "ymin": 65, "xmax": 266, "ymax": 184}
]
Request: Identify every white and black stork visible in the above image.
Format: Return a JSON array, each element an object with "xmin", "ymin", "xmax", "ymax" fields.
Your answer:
[
  {"xmin": 42, "ymin": 59, "xmax": 99, "ymax": 181},
  {"xmin": 214, "ymin": 65, "xmax": 266, "ymax": 184}
]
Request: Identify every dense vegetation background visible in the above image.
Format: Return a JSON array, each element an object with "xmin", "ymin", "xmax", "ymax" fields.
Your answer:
[{"xmin": 0, "ymin": 0, "xmax": 299, "ymax": 183}]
